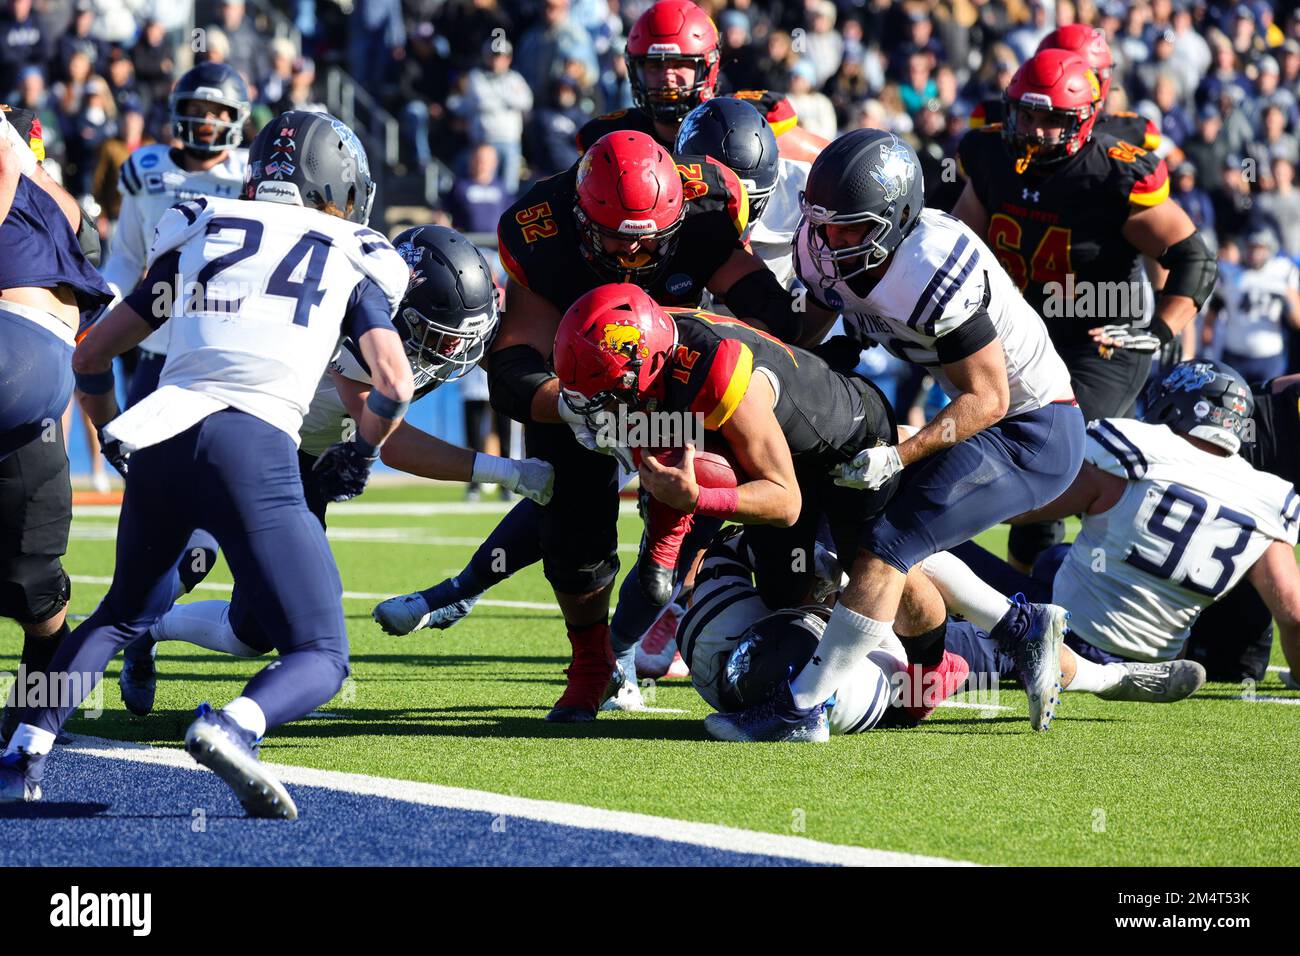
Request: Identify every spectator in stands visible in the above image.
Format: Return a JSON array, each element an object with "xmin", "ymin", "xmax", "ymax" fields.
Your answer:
[
  {"xmin": 89, "ymin": 0, "xmax": 144, "ymax": 46},
  {"xmin": 891, "ymin": 4, "xmax": 945, "ymax": 80},
  {"xmin": 396, "ymin": 21, "xmax": 453, "ymax": 170},
  {"xmin": 900, "ymin": 50, "xmax": 938, "ymax": 115},
  {"xmin": 57, "ymin": 1, "xmax": 105, "ymax": 82},
  {"xmin": 803, "ymin": 0, "xmax": 843, "ymax": 87},
  {"xmin": 964, "ymin": 42, "xmax": 1018, "ymax": 106},
  {"xmin": 524, "ymin": 75, "xmax": 586, "ymax": 179},
  {"xmin": 1215, "ymin": 84, "xmax": 1256, "ymax": 158},
  {"xmin": 55, "ymin": 48, "xmax": 93, "ymax": 116},
  {"xmin": 825, "ymin": 46, "xmax": 874, "ymax": 131},
  {"xmin": 1006, "ymin": 0, "xmax": 1053, "ymax": 64},
  {"xmin": 1133, "ymin": 29, "xmax": 1181, "ymax": 104},
  {"xmin": 1149, "ymin": 72, "xmax": 1193, "ymax": 146},
  {"xmin": 0, "ymin": 0, "xmax": 48, "ymax": 96},
  {"xmin": 596, "ymin": 41, "xmax": 631, "ymax": 112},
  {"xmin": 348, "ymin": 0, "xmax": 405, "ymax": 95},
  {"xmin": 67, "ymin": 74, "xmax": 115, "ymax": 198},
  {"xmin": 105, "ymin": 44, "xmax": 139, "ymax": 118},
  {"xmin": 1197, "ymin": 36, "xmax": 1251, "ymax": 109},
  {"xmin": 93, "ymin": 99, "xmax": 148, "ymax": 226},
  {"xmin": 445, "ymin": 142, "xmax": 511, "ymax": 234},
  {"xmin": 1215, "ymin": 153, "xmax": 1257, "ymax": 240},
  {"xmin": 438, "ymin": 0, "xmax": 512, "ymax": 73},
  {"xmin": 260, "ymin": 38, "xmax": 297, "ymax": 110},
  {"xmin": 196, "ymin": 26, "xmax": 231, "ymax": 66},
  {"xmin": 785, "ymin": 57, "xmax": 835, "ymax": 139},
  {"xmin": 132, "ymin": 16, "xmax": 173, "ymax": 110},
  {"xmin": 1185, "ymin": 104, "xmax": 1230, "ymax": 193},
  {"xmin": 515, "ymin": 0, "xmax": 597, "ymax": 96},
  {"xmin": 454, "ymin": 37, "xmax": 532, "ymax": 195},
  {"xmin": 214, "ymin": 0, "xmax": 266, "ymax": 83},
  {"xmin": 757, "ymin": 28, "xmax": 797, "ymax": 91},
  {"xmin": 1113, "ymin": 1, "xmax": 1152, "ymax": 76},
  {"xmin": 1170, "ymin": 4, "xmax": 1212, "ymax": 92},
  {"xmin": 1253, "ymin": 57, "xmax": 1299, "ymax": 130},
  {"xmin": 718, "ymin": 9, "xmax": 764, "ymax": 91},
  {"xmin": 1171, "ymin": 161, "xmax": 1216, "ymax": 251},
  {"xmin": 1248, "ymin": 104, "xmax": 1300, "ymax": 173},
  {"xmin": 273, "ymin": 55, "xmax": 325, "ymax": 114},
  {"xmin": 1257, "ymin": 157, "xmax": 1300, "ymax": 258}
]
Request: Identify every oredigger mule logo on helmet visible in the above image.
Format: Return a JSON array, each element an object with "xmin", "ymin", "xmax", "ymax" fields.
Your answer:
[
  {"xmin": 870, "ymin": 140, "xmax": 916, "ymax": 204},
  {"xmin": 331, "ymin": 118, "xmax": 370, "ymax": 185}
]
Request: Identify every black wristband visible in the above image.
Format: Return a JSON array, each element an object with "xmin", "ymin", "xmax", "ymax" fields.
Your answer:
[{"xmin": 1151, "ymin": 317, "xmax": 1174, "ymax": 345}]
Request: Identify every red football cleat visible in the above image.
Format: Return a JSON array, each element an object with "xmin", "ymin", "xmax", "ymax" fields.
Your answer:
[
  {"xmin": 898, "ymin": 650, "xmax": 970, "ymax": 722},
  {"xmin": 547, "ymin": 623, "xmax": 617, "ymax": 722}
]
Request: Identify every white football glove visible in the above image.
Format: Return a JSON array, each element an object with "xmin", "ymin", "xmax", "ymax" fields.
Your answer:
[
  {"xmin": 0, "ymin": 110, "xmax": 38, "ymax": 177},
  {"xmin": 832, "ymin": 444, "xmax": 903, "ymax": 491},
  {"xmin": 1095, "ymin": 324, "xmax": 1162, "ymax": 355},
  {"xmin": 471, "ymin": 454, "xmax": 555, "ymax": 505},
  {"xmin": 557, "ymin": 391, "xmax": 633, "ymax": 470}
]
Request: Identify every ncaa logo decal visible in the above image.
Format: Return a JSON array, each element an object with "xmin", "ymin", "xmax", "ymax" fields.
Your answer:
[
  {"xmin": 600, "ymin": 323, "xmax": 649, "ymax": 359},
  {"xmin": 139, "ymin": 153, "xmax": 159, "ymax": 169},
  {"xmin": 666, "ymin": 273, "xmax": 693, "ymax": 296},
  {"xmin": 822, "ymin": 287, "xmax": 844, "ymax": 309},
  {"xmin": 870, "ymin": 140, "xmax": 916, "ymax": 204},
  {"xmin": 1193, "ymin": 400, "xmax": 1212, "ymax": 419}
]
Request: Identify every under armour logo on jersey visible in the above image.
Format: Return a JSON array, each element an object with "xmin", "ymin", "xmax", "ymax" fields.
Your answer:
[{"xmin": 1022, "ymin": 188, "xmax": 1041, "ymax": 202}]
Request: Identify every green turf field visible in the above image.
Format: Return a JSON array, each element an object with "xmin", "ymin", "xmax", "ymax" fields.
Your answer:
[{"xmin": 4, "ymin": 483, "xmax": 1298, "ymax": 865}]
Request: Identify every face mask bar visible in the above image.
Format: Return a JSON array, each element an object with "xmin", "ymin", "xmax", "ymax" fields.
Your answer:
[
  {"xmin": 1002, "ymin": 97, "xmax": 1088, "ymax": 173},
  {"xmin": 172, "ymin": 95, "xmax": 249, "ymax": 153},
  {"xmin": 401, "ymin": 306, "xmax": 499, "ymax": 392},
  {"xmin": 573, "ymin": 203, "xmax": 685, "ymax": 282},
  {"xmin": 800, "ymin": 199, "xmax": 894, "ymax": 284}
]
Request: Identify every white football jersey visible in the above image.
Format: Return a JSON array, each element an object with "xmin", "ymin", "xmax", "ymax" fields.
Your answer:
[
  {"xmin": 677, "ymin": 530, "xmax": 905, "ymax": 734},
  {"xmin": 1053, "ymin": 418, "xmax": 1300, "ymax": 661},
  {"xmin": 298, "ymin": 345, "xmax": 372, "ymax": 458},
  {"xmin": 102, "ymin": 144, "xmax": 248, "ymax": 355},
  {"xmin": 794, "ymin": 208, "xmax": 1072, "ymax": 416},
  {"xmin": 118, "ymin": 196, "xmax": 407, "ymax": 447},
  {"xmin": 1214, "ymin": 257, "xmax": 1300, "ymax": 359}
]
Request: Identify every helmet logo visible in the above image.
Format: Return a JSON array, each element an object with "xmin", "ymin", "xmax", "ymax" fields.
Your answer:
[
  {"xmin": 618, "ymin": 218, "xmax": 659, "ymax": 235},
  {"xmin": 870, "ymin": 140, "xmax": 916, "ymax": 203},
  {"xmin": 1162, "ymin": 362, "xmax": 1216, "ymax": 394},
  {"xmin": 1193, "ymin": 400, "xmax": 1211, "ymax": 419},
  {"xmin": 600, "ymin": 323, "xmax": 649, "ymax": 359},
  {"xmin": 647, "ymin": 43, "xmax": 683, "ymax": 54},
  {"xmin": 1019, "ymin": 92, "xmax": 1053, "ymax": 109}
]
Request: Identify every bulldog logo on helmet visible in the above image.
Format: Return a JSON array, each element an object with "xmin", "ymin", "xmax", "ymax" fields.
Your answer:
[{"xmin": 600, "ymin": 323, "xmax": 650, "ymax": 359}]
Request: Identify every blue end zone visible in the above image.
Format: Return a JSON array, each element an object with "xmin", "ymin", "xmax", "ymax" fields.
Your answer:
[{"xmin": 0, "ymin": 750, "xmax": 819, "ymax": 866}]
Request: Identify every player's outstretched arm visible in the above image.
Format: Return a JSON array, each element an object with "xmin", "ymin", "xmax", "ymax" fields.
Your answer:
[
  {"xmin": 489, "ymin": 278, "xmax": 566, "ymax": 425},
  {"xmin": 708, "ymin": 249, "xmax": 834, "ymax": 345},
  {"xmin": 1246, "ymin": 540, "xmax": 1300, "ymax": 682},
  {"xmin": 352, "ymin": 326, "xmax": 415, "ymax": 451},
  {"xmin": 950, "ymin": 180, "xmax": 989, "ymax": 237}
]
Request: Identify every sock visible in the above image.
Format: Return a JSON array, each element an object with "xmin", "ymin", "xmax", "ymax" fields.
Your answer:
[
  {"xmin": 1066, "ymin": 657, "xmax": 1127, "ymax": 694},
  {"xmin": 610, "ymin": 565, "xmax": 675, "ymax": 654},
  {"xmin": 152, "ymin": 601, "xmax": 263, "ymax": 657},
  {"xmin": 3, "ymin": 625, "xmax": 70, "ymax": 739},
  {"xmin": 222, "ymin": 696, "xmax": 268, "ymax": 739},
  {"xmin": 790, "ymin": 603, "xmax": 894, "ymax": 710},
  {"xmin": 616, "ymin": 644, "xmax": 637, "ymax": 685},
  {"xmin": 6, "ymin": 723, "xmax": 56, "ymax": 756},
  {"xmin": 900, "ymin": 622, "xmax": 947, "ymax": 667},
  {"xmin": 920, "ymin": 551, "xmax": 1011, "ymax": 632},
  {"xmin": 419, "ymin": 564, "xmax": 487, "ymax": 609}
]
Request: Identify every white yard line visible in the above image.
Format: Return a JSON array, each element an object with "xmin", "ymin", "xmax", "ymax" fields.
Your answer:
[
  {"xmin": 62, "ymin": 734, "xmax": 978, "ymax": 867},
  {"xmin": 73, "ymin": 501, "xmax": 643, "ymax": 519}
]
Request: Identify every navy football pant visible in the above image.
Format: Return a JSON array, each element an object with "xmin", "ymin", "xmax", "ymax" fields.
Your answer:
[
  {"xmin": 127, "ymin": 349, "xmax": 219, "ymax": 595},
  {"xmin": 23, "ymin": 409, "xmax": 349, "ymax": 736},
  {"xmin": 864, "ymin": 403, "xmax": 1086, "ymax": 573},
  {"xmin": 0, "ymin": 310, "xmax": 73, "ymax": 460}
]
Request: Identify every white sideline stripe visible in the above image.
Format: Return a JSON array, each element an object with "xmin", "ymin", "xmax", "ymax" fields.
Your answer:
[
  {"xmin": 73, "ymin": 501, "xmax": 643, "ymax": 518},
  {"xmin": 1238, "ymin": 695, "xmax": 1300, "ymax": 706},
  {"xmin": 62, "ymin": 735, "xmax": 976, "ymax": 867},
  {"xmin": 68, "ymin": 575, "xmax": 561, "ymax": 612},
  {"xmin": 68, "ymin": 523, "xmax": 640, "ymax": 553},
  {"xmin": 938, "ymin": 699, "xmax": 1012, "ymax": 712}
]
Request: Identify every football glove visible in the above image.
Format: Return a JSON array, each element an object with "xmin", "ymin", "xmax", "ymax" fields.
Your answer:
[
  {"xmin": 558, "ymin": 394, "xmax": 634, "ymax": 471},
  {"xmin": 471, "ymin": 453, "xmax": 555, "ymax": 505},
  {"xmin": 832, "ymin": 444, "xmax": 903, "ymax": 491},
  {"xmin": 97, "ymin": 426, "xmax": 129, "ymax": 478},
  {"xmin": 313, "ymin": 439, "xmax": 379, "ymax": 502},
  {"xmin": 1095, "ymin": 324, "xmax": 1162, "ymax": 356}
]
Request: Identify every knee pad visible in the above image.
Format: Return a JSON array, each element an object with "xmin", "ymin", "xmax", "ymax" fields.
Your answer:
[
  {"xmin": 1008, "ymin": 520, "xmax": 1065, "ymax": 568},
  {"xmin": 543, "ymin": 552, "xmax": 620, "ymax": 596},
  {"xmin": 0, "ymin": 556, "xmax": 69, "ymax": 625}
]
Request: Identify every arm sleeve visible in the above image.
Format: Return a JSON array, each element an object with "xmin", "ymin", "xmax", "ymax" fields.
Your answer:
[
  {"xmin": 342, "ymin": 277, "xmax": 399, "ymax": 341},
  {"xmin": 122, "ymin": 249, "xmax": 181, "ymax": 330},
  {"xmin": 935, "ymin": 310, "xmax": 997, "ymax": 363}
]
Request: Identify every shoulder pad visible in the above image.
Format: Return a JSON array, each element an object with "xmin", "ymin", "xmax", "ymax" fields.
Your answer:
[{"xmin": 148, "ymin": 197, "xmax": 213, "ymax": 265}]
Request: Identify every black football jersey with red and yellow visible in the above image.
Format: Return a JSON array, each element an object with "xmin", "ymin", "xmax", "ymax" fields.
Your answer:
[
  {"xmin": 497, "ymin": 153, "xmax": 748, "ymax": 314},
  {"xmin": 661, "ymin": 309, "xmax": 894, "ymax": 464},
  {"xmin": 956, "ymin": 125, "xmax": 1170, "ymax": 344},
  {"xmin": 969, "ymin": 100, "xmax": 1165, "ymax": 152},
  {"xmin": 576, "ymin": 90, "xmax": 801, "ymax": 153}
]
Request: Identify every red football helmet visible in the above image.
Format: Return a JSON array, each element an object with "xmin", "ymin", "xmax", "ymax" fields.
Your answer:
[
  {"xmin": 627, "ymin": 0, "xmax": 721, "ymax": 122},
  {"xmin": 574, "ymin": 131, "xmax": 685, "ymax": 282},
  {"xmin": 1037, "ymin": 23, "xmax": 1114, "ymax": 106},
  {"xmin": 1003, "ymin": 49, "xmax": 1101, "ymax": 173},
  {"xmin": 554, "ymin": 284, "xmax": 679, "ymax": 420}
]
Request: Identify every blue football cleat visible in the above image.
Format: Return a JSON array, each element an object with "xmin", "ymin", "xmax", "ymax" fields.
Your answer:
[
  {"xmin": 704, "ymin": 682, "xmax": 830, "ymax": 743},
  {"xmin": 119, "ymin": 634, "xmax": 158, "ymax": 717},
  {"xmin": 0, "ymin": 748, "xmax": 47, "ymax": 803},
  {"xmin": 184, "ymin": 703, "xmax": 297, "ymax": 820},
  {"xmin": 991, "ymin": 594, "xmax": 1068, "ymax": 732}
]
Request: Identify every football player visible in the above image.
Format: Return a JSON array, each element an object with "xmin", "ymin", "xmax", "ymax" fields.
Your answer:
[
  {"xmin": 113, "ymin": 226, "xmax": 554, "ymax": 716},
  {"xmin": 700, "ymin": 128, "xmax": 1086, "ymax": 743},
  {"xmin": 1201, "ymin": 228, "xmax": 1300, "ymax": 385},
  {"xmin": 101, "ymin": 63, "xmax": 253, "ymax": 690},
  {"xmin": 374, "ymin": 129, "xmax": 820, "ymax": 722},
  {"xmin": 953, "ymin": 49, "xmax": 1214, "ymax": 572},
  {"xmin": 925, "ymin": 361, "xmax": 1300, "ymax": 696},
  {"xmin": 0, "ymin": 112, "xmax": 412, "ymax": 817},
  {"xmin": 969, "ymin": 25, "xmax": 1174, "ymax": 162},
  {"xmin": 0, "ymin": 111, "xmax": 115, "ymax": 747},
  {"xmin": 576, "ymin": 0, "xmax": 827, "ymax": 163}
]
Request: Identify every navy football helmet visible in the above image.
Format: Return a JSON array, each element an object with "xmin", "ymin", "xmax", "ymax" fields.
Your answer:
[
  {"xmin": 170, "ymin": 62, "xmax": 251, "ymax": 153},
  {"xmin": 392, "ymin": 226, "xmax": 499, "ymax": 391},
  {"xmin": 675, "ymin": 98, "xmax": 780, "ymax": 223},
  {"xmin": 1141, "ymin": 359, "xmax": 1254, "ymax": 455},
  {"xmin": 244, "ymin": 111, "xmax": 376, "ymax": 225},
  {"xmin": 720, "ymin": 606, "xmax": 829, "ymax": 711},
  {"xmin": 799, "ymin": 129, "xmax": 924, "ymax": 284}
]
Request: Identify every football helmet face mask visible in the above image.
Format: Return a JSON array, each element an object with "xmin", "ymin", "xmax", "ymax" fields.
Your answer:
[
  {"xmin": 245, "ymin": 110, "xmax": 376, "ymax": 225},
  {"xmin": 627, "ymin": 0, "xmax": 721, "ymax": 123},
  {"xmin": 574, "ymin": 131, "xmax": 686, "ymax": 284},
  {"xmin": 1003, "ymin": 50, "xmax": 1101, "ymax": 173},
  {"xmin": 553, "ymin": 283, "xmax": 679, "ymax": 422},
  {"xmin": 1036, "ymin": 23, "xmax": 1114, "ymax": 105},
  {"xmin": 170, "ymin": 62, "xmax": 251, "ymax": 154},
  {"xmin": 392, "ymin": 225, "xmax": 499, "ymax": 392},
  {"xmin": 799, "ymin": 129, "xmax": 923, "ymax": 284},
  {"xmin": 720, "ymin": 607, "xmax": 827, "ymax": 711},
  {"xmin": 675, "ymin": 98, "xmax": 779, "ymax": 224},
  {"xmin": 1141, "ymin": 359, "xmax": 1254, "ymax": 455}
]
